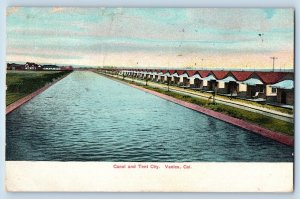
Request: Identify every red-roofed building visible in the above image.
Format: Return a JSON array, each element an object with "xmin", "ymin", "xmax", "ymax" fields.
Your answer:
[
  {"xmin": 216, "ymin": 71, "xmax": 249, "ymax": 97},
  {"xmin": 159, "ymin": 70, "xmax": 171, "ymax": 83},
  {"xmin": 188, "ymin": 71, "xmax": 202, "ymax": 88},
  {"xmin": 176, "ymin": 70, "xmax": 190, "ymax": 86},
  {"xmin": 146, "ymin": 69, "xmax": 154, "ymax": 78},
  {"xmin": 152, "ymin": 69, "xmax": 161, "ymax": 82},
  {"xmin": 243, "ymin": 72, "xmax": 292, "ymax": 101},
  {"xmin": 268, "ymin": 72, "xmax": 294, "ymax": 105},
  {"xmin": 182, "ymin": 70, "xmax": 212, "ymax": 90},
  {"xmin": 255, "ymin": 72, "xmax": 290, "ymax": 84},
  {"xmin": 206, "ymin": 71, "xmax": 229, "ymax": 93},
  {"xmin": 200, "ymin": 71, "xmax": 218, "ymax": 91},
  {"xmin": 170, "ymin": 70, "xmax": 180, "ymax": 85}
]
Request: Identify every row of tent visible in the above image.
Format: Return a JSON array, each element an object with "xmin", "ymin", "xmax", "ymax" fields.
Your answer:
[
  {"xmin": 100, "ymin": 68, "xmax": 294, "ymax": 106},
  {"xmin": 119, "ymin": 69, "xmax": 294, "ymax": 89}
]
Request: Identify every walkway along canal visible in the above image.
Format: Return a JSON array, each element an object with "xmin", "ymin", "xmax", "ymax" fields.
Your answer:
[{"xmin": 6, "ymin": 71, "xmax": 293, "ymax": 162}]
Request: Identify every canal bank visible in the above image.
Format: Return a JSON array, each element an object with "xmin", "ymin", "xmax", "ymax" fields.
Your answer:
[
  {"xmin": 6, "ymin": 72, "xmax": 72, "ymax": 115},
  {"xmin": 96, "ymin": 72, "xmax": 293, "ymax": 146}
]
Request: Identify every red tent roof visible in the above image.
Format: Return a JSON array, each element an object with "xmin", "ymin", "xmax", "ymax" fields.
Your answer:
[
  {"xmin": 187, "ymin": 70, "xmax": 197, "ymax": 77},
  {"xmin": 161, "ymin": 70, "xmax": 168, "ymax": 74},
  {"xmin": 211, "ymin": 71, "xmax": 228, "ymax": 80},
  {"xmin": 169, "ymin": 70, "xmax": 176, "ymax": 75},
  {"xmin": 255, "ymin": 72, "xmax": 291, "ymax": 84},
  {"xmin": 198, "ymin": 70, "xmax": 211, "ymax": 78},
  {"xmin": 231, "ymin": 71, "xmax": 253, "ymax": 81},
  {"xmin": 176, "ymin": 70, "xmax": 187, "ymax": 75}
]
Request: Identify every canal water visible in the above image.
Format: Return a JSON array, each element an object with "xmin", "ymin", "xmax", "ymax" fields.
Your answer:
[{"xmin": 6, "ymin": 71, "xmax": 293, "ymax": 162}]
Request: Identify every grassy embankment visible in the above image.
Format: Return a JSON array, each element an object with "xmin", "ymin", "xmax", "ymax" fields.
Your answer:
[
  {"xmin": 116, "ymin": 76, "xmax": 294, "ymax": 136},
  {"xmin": 6, "ymin": 71, "xmax": 71, "ymax": 106},
  {"xmin": 213, "ymin": 93, "xmax": 293, "ymax": 115}
]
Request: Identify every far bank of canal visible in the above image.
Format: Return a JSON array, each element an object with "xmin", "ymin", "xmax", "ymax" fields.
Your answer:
[
  {"xmin": 6, "ymin": 71, "xmax": 293, "ymax": 162},
  {"xmin": 6, "ymin": 71, "xmax": 72, "ymax": 114}
]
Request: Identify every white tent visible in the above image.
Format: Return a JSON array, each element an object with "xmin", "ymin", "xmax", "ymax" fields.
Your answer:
[
  {"xmin": 189, "ymin": 74, "xmax": 202, "ymax": 79},
  {"xmin": 242, "ymin": 78, "xmax": 263, "ymax": 85},
  {"xmin": 271, "ymin": 80, "xmax": 294, "ymax": 90},
  {"xmin": 202, "ymin": 75, "xmax": 216, "ymax": 81},
  {"xmin": 179, "ymin": 73, "xmax": 189, "ymax": 78},
  {"xmin": 171, "ymin": 73, "xmax": 180, "ymax": 77},
  {"xmin": 217, "ymin": 76, "xmax": 237, "ymax": 83},
  {"xmin": 162, "ymin": 72, "xmax": 171, "ymax": 77}
]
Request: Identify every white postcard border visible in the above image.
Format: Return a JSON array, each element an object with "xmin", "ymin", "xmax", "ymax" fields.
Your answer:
[{"xmin": 5, "ymin": 161, "xmax": 293, "ymax": 192}]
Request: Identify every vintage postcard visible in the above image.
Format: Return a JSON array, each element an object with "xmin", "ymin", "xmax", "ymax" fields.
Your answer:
[{"xmin": 5, "ymin": 7, "xmax": 294, "ymax": 192}]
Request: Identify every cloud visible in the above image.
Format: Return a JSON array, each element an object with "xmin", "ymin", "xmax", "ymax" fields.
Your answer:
[{"xmin": 6, "ymin": 8, "xmax": 294, "ymax": 68}]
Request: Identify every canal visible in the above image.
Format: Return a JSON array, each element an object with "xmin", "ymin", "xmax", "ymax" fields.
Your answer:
[{"xmin": 6, "ymin": 71, "xmax": 293, "ymax": 162}]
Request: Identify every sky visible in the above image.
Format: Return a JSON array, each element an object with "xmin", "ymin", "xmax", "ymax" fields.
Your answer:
[{"xmin": 6, "ymin": 7, "xmax": 294, "ymax": 69}]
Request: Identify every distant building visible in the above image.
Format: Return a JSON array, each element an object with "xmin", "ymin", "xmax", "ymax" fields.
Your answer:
[
  {"xmin": 60, "ymin": 66, "xmax": 74, "ymax": 71},
  {"xmin": 7, "ymin": 63, "xmax": 25, "ymax": 70},
  {"xmin": 25, "ymin": 62, "xmax": 41, "ymax": 70},
  {"xmin": 42, "ymin": 65, "xmax": 60, "ymax": 70},
  {"xmin": 7, "ymin": 62, "xmax": 74, "ymax": 71}
]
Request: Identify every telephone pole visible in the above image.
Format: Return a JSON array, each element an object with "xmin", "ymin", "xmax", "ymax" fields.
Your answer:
[{"xmin": 270, "ymin": 57, "xmax": 278, "ymax": 72}]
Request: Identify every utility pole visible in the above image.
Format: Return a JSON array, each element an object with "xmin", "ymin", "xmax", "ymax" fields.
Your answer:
[{"xmin": 270, "ymin": 57, "xmax": 278, "ymax": 72}]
